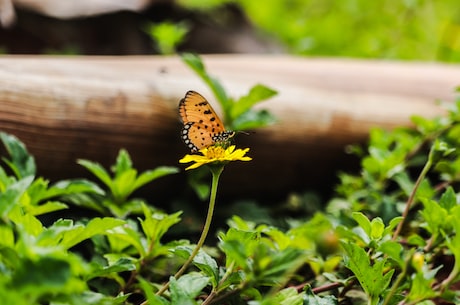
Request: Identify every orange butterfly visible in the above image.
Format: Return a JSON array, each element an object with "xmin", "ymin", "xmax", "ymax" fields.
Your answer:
[{"xmin": 179, "ymin": 91, "xmax": 235, "ymax": 152}]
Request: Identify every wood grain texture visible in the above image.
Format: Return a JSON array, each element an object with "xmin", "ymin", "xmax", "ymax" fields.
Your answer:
[{"xmin": 0, "ymin": 55, "xmax": 458, "ymax": 201}]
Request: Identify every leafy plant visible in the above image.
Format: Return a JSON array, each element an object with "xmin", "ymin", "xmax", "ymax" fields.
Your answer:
[
  {"xmin": 180, "ymin": 53, "xmax": 277, "ymax": 200},
  {"xmin": 4, "ymin": 73, "xmax": 460, "ymax": 304},
  {"xmin": 74, "ymin": 149, "xmax": 178, "ymax": 217},
  {"xmin": 145, "ymin": 21, "xmax": 190, "ymax": 55},
  {"xmin": 181, "ymin": 53, "xmax": 277, "ymax": 131},
  {"xmin": 178, "ymin": 0, "xmax": 460, "ymax": 62}
]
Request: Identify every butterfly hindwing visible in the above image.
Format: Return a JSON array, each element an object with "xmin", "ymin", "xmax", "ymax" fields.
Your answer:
[
  {"xmin": 179, "ymin": 91, "xmax": 234, "ymax": 152},
  {"xmin": 181, "ymin": 122, "xmax": 216, "ymax": 152}
]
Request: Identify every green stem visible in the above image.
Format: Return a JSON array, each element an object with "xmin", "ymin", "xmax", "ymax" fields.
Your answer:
[
  {"xmin": 381, "ymin": 261, "xmax": 408, "ymax": 305},
  {"xmin": 439, "ymin": 258, "xmax": 460, "ymax": 291},
  {"xmin": 202, "ymin": 260, "xmax": 236, "ymax": 305},
  {"xmin": 154, "ymin": 165, "xmax": 224, "ymax": 297},
  {"xmin": 392, "ymin": 148, "xmax": 433, "ymax": 241}
]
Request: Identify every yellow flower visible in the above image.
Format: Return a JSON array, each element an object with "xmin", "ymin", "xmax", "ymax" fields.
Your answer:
[{"xmin": 179, "ymin": 145, "xmax": 252, "ymax": 170}]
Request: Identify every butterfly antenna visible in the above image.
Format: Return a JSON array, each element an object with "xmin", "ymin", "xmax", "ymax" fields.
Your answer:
[{"xmin": 237, "ymin": 130, "xmax": 252, "ymax": 136}]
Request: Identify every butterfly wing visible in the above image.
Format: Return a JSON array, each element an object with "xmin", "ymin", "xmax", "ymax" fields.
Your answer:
[
  {"xmin": 179, "ymin": 91, "xmax": 230, "ymax": 152},
  {"xmin": 179, "ymin": 91, "xmax": 226, "ymax": 133},
  {"xmin": 181, "ymin": 122, "xmax": 219, "ymax": 152}
]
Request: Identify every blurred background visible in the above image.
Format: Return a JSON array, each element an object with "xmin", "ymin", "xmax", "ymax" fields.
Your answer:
[
  {"xmin": 2, "ymin": 0, "xmax": 460, "ymax": 225},
  {"xmin": 1, "ymin": 0, "xmax": 460, "ymax": 61}
]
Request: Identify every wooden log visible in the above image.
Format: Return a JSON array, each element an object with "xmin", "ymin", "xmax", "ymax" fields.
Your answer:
[{"xmin": 0, "ymin": 55, "xmax": 458, "ymax": 201}]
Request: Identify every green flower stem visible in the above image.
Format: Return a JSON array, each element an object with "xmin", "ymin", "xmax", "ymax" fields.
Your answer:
[{"xmin": 155, "ymin": 164, "xmax": 224, "ymax": 297}]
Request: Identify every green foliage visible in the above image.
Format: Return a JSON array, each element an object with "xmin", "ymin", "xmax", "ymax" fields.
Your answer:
[
  {"xmin": 181, "ymin": 53, "xmax": 277, "ymax": 131},
  {"xmin": 0, "ymin": 132, "xmax": 36, "ymax": 178},
  {"xmin": 74, "ymin": 149, "xmax": 178, "ymax": 217},
  {"xmin": 5, "ymin": 93, "xmax": 460, "ymax": 303},
  {"xmin": 342, "ymin": 242, "xmax": 394, "ymax": 305},
  {"xmin": 0, "ymin": 133, "xmax": 180, "ymax": 304},
  {"xmin": 145, "ymin": 21, "xmax": 190, "ymax": 55},
  {"xmin": 179, "ymin": 0, "xmax": 460, "ymax": 62}
]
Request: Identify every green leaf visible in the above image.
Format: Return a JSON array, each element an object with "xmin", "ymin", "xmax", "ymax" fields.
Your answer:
[
  {"xmin": 406, "ymin": 266, "xmax": 440, "ymax": 302},
  {"xmin": 146, "ymin": 21, "xmax": 189, "ymax": 55},
  {"xmin": 444, "ymin": 208, "xmax": 460, "ymax": 275},
  {"xmin": 231, "ymin": 109, "xmax": 276, "ymax": 131},
  {"xmin": 140, "ymin": 208, "xmax": 182, "ymax": 247},
  {"xmin": 378, "ymin": 240, "xmax": 404, "ymax": 267},
  {"xmin": 187, "ymin": 168, "xmax": 211, "ymax": 200},
  {"xmin": 107, "ymin": 223, "xmax": 146, "ymax": 257},
  {"xmin": 52, "ymin": 179, "xmax": 105, "ymax": 197},
  {"xmin": 341, "ymin": 242, "xmax": 394, "ymax": 304},
  {"xmin": 106, "ymin": 198, "xmax": 147, "ymax": 218},
  {"xmin": 87, "ymin": 257, "xmax": 136, "ymax": 279},
  {"xmin": 420, "ymin": 198, "xmax": 449, "ymax": 235},
  {"xmin": 169, "ymin": 273, "xmax": 209, "ymax": 305},
  {"xmin": 217, "ymin": 270, "xmax": 244, "ymax": 292},
  {"xmin": 181, "ymin": 53, "xmax": 230, "ymax": 112},
  {"xmin": 138, "ymin": 277, "xmax": 169, "ymax": 305},
  {"xmin": 112, "ymin": 149, "xmax": 133, "ymax": 177},
  {"xmin": 219, "ymin": 228, "xmax": 259, "ymax": 269},
  {"xmin": 439, "ymin": 186, "xmax": 456, "ymax": 210},
  {"xmin": 271, "ymin": 287, "xmax": 304, "ymax": 305},
  {"xmin": 59, "ymin": 217, "xmax": 125, "ymax": 250},
  {"xmin": 303, "ymin": 286, "xmax": 338, "ymax": 305},
  {"xmin": 174, "ymin": 246, "xmax": 219, "ymax": 288},
  {"xmin": 352, "ymin": 212, "xmax": 372, "ymax": 239},
  {"xmin": 25, "ymin": 201, "xmax": 68, "ymax": 216},
  {"xmin": 370, "ymin": 217, "xmax": 384, "ymax": 240},
  {"xmin": 189, "ymin": 179, "xmax": 210, "ymax": 200},
  {"xmin": 393, "ymin": 171, "xmax": 414, "ymax": 196},
  {"xmin": 79, "ymin": 153, "xmax": 178, "ymax": 204},
  {"xmin": 0, "ymin": 225, "xmax": 14, "ymax": 247},
  {"xmin": 11, "ymin": 256, "xmax": 72, "ymax": 290},
  {"xmin": 9, "ymin": 211, "xmax": 44, "ymax": 236},
  {"xmin": 255, "ymin": 246, "xmax": 305, "ymax": 284},
  {"xmin": 77, "ymin": 159, "xmax": 113, "ymax": 189},
  {"xmin": 189, "ymin": 249, "xmax": 219, "ymax": 287},
  {"xmin": 112, "ymin": 168, "xmax": 137, "ymax": 201},
  {"xmin": 0, "ymin": 175, "xmax": 34, "ymax": 218},
  {"xmin": 407, "ymin": 233, "xmax": 427, "ymax": 247},
  {"xmin": 432, "ymin": 139, "xmax": 455, "ymax": 157},
  {"xmin": 230, "ymin": 84, "xmax": 277, "ymax": 120},
  {"xmin": 383, "ymin": 216, "xmax": 403, "ymax": 236},
  {"xmin": 73, "ymin": 291, "xmax": 131, "ymax": 305},
  {"xmin": 0, "ymin": 132, "xmax": 36, "ymax": 178},
  {"xmin": 133, "ymin": 166, "xmax": 179, "ymax": 190},
  {"xmin": 411, "ymin": 115, "xmax": 440, "ymax": 134}
]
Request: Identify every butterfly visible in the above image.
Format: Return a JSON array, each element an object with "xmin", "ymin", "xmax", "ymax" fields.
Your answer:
[{"xmin": 179, "ymin": 90, "xmax": 235, "ymax": 153}]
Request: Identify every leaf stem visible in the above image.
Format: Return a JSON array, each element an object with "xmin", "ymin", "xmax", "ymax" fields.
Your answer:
[
  {"xmin": 381, "ymin": 256, "xmax": 409, "ymax": 305},
  {"xmin": 392, "ymin": 147, "xmax": 433, "ymax": 241},
  {"xmin": 202, "ymin": 260, "xmax": 236, "ymax": 305},
  {"xmin": 154, "ymin": 165, "xmax": 223, "ymax": 297}
]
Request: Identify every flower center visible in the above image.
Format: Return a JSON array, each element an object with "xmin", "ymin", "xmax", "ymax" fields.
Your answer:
[{"xmin": 205, "ymin": 146, "xmax": 226, "ymax": 159}]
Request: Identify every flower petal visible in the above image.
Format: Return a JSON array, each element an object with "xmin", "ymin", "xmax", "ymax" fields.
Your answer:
[
  {"xmin": 180, "ymin": 145, "xmax": 251, "ymax": 170},
  {"xmin": 226, "ymin": 145, "xmax": 236, "ymax": 154},
  {"xmin": 179, "ymin": 154, "xmax": 198, "ymax": 163},
  {"xmin": 185, "ymin": 162, "xmax": 206, "ymax": 170}
]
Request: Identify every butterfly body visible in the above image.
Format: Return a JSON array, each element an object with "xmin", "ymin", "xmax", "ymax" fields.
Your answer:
[{"xmin": 179, "ymin": 91, "xmax": 235, "ymax": 152}]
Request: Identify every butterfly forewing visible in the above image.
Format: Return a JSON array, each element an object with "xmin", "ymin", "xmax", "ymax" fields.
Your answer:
[
  {"xmin": 179, "ymin": 91, "xmax": 226, "ymax": 132},
  {"xmin": 179, "ymin": 91, "xmax": 234, "ymax": 152}
]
